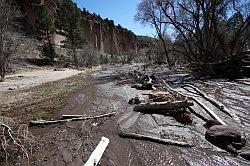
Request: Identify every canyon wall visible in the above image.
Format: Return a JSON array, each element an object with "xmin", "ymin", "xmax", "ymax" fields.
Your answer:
[
  {"xmin": 82, "ymin": 10, "xmax": 137, "ymax": 55},
  {"xmin": 16, "ymin": 0, "xmax": 138, "ymax": 55}
]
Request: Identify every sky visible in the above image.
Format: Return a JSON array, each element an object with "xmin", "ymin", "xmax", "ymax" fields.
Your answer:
[{"xmin": 73, "ymin": 0, "xmax": 155, "ymax": 36}]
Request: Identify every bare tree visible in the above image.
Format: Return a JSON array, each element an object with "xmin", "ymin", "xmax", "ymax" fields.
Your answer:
[
  {"xmin": 135, "ymin": 0, "xmax": 172, "ymax": 69},
  {"xmin": 0, "ymin": 0, "xmax": 22, "ymax": 81},
  {"xmin": 136, "ymin": 0, "xmax": 250, "ymax": 76}
]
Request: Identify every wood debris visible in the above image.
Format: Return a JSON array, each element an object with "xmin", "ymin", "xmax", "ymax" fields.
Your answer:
[
  {"xmin": 119, "ymin": 132, "xmax": 192, "ymax": 147},
  {"xmin": 29, "ymin": 112, "xmax": 116, "ymax": 126}
]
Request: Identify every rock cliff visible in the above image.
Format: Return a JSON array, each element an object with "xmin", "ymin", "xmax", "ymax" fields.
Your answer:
[
  {"xmin": 82, "ymin": 10, "xmax": 137, "ymax": 54},
  {"xmin": 16, "ymin": 0, "xmax": 137, "ymax": 55}
]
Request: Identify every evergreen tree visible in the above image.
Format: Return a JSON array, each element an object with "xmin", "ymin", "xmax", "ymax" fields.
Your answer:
[
  {"xmin": 36, "ymin": 5, "xmax": 56, "ymax": 61},
  {"xmin": 57, "ymin": 0, "xmax": 85, "ymax": 68}
]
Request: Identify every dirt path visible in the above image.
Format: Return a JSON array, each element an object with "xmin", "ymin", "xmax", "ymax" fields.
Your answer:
[{"xmin": 0, "ymin": 68, "xmax": 84, "ymax": 92}]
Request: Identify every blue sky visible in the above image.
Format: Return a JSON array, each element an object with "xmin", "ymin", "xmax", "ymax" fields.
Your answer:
[{"xmin": 73, "ymin": 0, "xmax": 155, "ymax": 36}]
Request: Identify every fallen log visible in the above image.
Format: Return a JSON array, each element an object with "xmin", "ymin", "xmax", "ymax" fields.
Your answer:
[
  {"xmin": 29, "ymin": 112, "xmax": 116, "ymax": 126},
  {"xmin": 191, "ymin": 97, "xmax": 227, "ymax": 125},
  {"xmin": 119, "ymin": 132, "xmax": 192, "ymax": 147},
  {"xmin": 161, "ymin": 79, "xmax": 226, "ymax": 125},
  {"xmin": 183, "ymin": 84, "xmax": 240, "ymax": 123},
  {"xmin": 133, "ymin": 101, "xmax": 194, "ymax": 115},
  {"xmin": 61, "ymin": 112, "xmax": 116, "ymax": 119},
  {"xmin": 84, "ymin": 137, "xmax": 110, "ymax": 166}
]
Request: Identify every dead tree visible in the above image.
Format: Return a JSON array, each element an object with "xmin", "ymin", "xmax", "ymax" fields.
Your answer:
[
  {"xmin": 136, "ymin": 0, "xmax": 250, "ymax": 77},
  {"xmin": 135, "ymin": 0, "xmax": 172, "ymax": 69},
  {"xmin": 0, "ymin": 0, "xmax": 22, "ymax": 82}
]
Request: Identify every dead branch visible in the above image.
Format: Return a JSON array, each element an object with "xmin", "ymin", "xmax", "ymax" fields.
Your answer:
[
  {"xmin": 133, "ymin": 100, "xmax": 193, "ymax": 115},
  {"xmin": 29, "ymin": 112, "xmax": 116, "ymax": 126},
  {"xmin": 161, "ymin": 79, "xmax": 226, "ymax": 125},
  {"xmin": 119, "ymin": 132, "xmax": 192, "ymax": 147},
  {"xmin": 187, "ymin": 107, "xmax": 208, "ymax": 122},
  {"xmin": 188, "ymin": 96, "xmax": 226, "ymax": 125},
  {"xmin": 0, "ymin": 122, "xmax": 30, "ymax": 163},
  {"xmin": 183, "ymin": 84, "xmax": 241, "ymax": 123}
]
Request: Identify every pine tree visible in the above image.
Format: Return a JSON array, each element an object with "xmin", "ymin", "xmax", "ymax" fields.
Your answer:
[
  {"xmin": 57, "ymin": 0, "xmax": 85, "ymax": 68},
  {"xmin": 36, "ymin": 5, "xmax": 56, "ymax": 61}
]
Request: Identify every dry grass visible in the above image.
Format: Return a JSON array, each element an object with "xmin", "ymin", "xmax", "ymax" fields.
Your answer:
[
  {"xmin": 0, "ymin": 116, "xmax": 37, "ymax": 164},
  {"xmin": 0, "ymin": 72, "xmax": 90, "ymax": 121}
]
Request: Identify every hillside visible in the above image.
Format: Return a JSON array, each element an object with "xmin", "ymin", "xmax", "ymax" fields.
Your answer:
[{"xmin": 16, "ymin": 0, "xmax": 138, "ymax": 55}]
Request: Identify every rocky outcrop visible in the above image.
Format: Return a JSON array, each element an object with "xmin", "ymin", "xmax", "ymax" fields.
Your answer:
[
  {"xmin": 82, "ymin": 10, "xmax": 137, "ymax": 55},
  {"xmin": 16, "ymin": 0, "xmax": 138, "ymax": 55}
]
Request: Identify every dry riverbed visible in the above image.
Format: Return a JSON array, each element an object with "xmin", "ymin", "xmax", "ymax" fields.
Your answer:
[{"xmin": 0, "ymin": 64, "xmax": 250, "ymax": 165}]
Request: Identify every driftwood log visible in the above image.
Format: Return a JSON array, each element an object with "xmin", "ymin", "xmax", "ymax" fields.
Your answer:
[
  {"xmin": 161, "ymin": 79, "xmax": 226, "ymax": 125},
  {"xmin": 119, "ymin": 132, "xmax": 192, "ymax": 147},
  {"xmin": 191, "ymin": 97, "xmax": 227, "ymax": 125},
  {"xmin": 183, "ymin": 84, "xmax": 240, "ymax": 123},
  {"xmin": 84, "ymin": 137, "xmax": 110, "ymax": 166},
  {"xmin": 133, "ymin": 100, "xmax": 194, "ymax": 115},
  {"xmin": 29, "ymin": 112, "xmax": 116, "ymax": 126}
]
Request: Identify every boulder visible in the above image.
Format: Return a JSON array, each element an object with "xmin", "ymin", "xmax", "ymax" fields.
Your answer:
[
  {"xmin": 203, "ymin": 119, "xmax": 222, "ymax": 129},
  {"xmin": 205, "ymin": 125, "xmax": 242, "ymax": 144},
  {"xmin": 205, "ymin": 125, "xmax": 245, "ymax": 153},
  {"xmin": 175, "ymin": 112, "xmax": 193, "ymax": 124},
  {"xmin": 128, "ymin": 97, "xmax": 141, "ymax": 105}
]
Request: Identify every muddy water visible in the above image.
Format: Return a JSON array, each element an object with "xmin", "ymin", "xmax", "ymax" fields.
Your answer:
[
  {"xmin": 29, "ymin": 65, "xmax": 250, "ymax": 166},
  {"xmin": 91, "ymin": 66, "xmax": 250, "ymax": 166}
]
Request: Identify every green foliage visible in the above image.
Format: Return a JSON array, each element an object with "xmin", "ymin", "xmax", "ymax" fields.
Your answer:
[
  {"xmin": 36, "ymin": 5, "xmax": 56, "ymax": 61},
  {"xmin": 41, "ymin": 43, "xmax": 56, "ymax": 61},
  {"xmin": 99, "ymin": 53, "xmax": 110, "ymax": 64},
  {"xmin": 36, "ymin": 5, "xmax": 55, "ymax": 39},
  {"xmin": 57, "ymin": 0, "xmax": 85, "ymax": 48}
]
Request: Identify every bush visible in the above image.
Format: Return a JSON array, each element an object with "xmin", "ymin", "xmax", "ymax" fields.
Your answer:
[{"xmin": 41, "ymin": 43, "xmax": 57, "ymax": 61}]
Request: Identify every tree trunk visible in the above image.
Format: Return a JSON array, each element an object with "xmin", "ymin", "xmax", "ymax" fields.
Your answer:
[
  {"xmin": 72, "ymin": 48, "xmax": 79, "ymax": 68},
  {"xmin": 133, "ymin": 100, "xmax": 194, "ymax": 115},
  {"xmin": 160, "ymin": 36, "xmax": 172, "ymax": 70},
  {"xmin": 0, "ymin": 28, "xmax": 5, "ymax": 81},
  {"xmin": 119, "ymin": 132, "xmax": 192, "ymax": 147}
]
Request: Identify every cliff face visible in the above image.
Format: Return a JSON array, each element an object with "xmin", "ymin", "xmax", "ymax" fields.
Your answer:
[
  {"xmin": 82, "ymin": 10, "xmax": 137, "ymax": 54},
  {"xmin": 16, "ymin": 0, "xmax": 137, "ymax": 55}
]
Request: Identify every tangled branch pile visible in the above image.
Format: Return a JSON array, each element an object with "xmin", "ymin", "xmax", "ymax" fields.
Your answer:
[{"xmin": 0, "ymin": 117, "xmax": 36, "ymax": 164}]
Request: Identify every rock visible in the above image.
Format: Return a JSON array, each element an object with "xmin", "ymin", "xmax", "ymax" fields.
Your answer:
[
  {"xmin": 128, "ymin": 97, "xmax": 141, "ymax": 105},
  {"xmin": 203, "ymin": 119, "xmax": 222, "ymax": 129},
  {"xmin": 175, "ymin": 112, "xmax": 193, "ymax": 124},
  {"xmin": 19, "ymin": 0, "xmax": 138, "ymax": 55},
  {"xmin": 131, "ymin": 84, "xmax": 143, "ymax": 89},
  {"xmin": 131, "ymin": 83, "xmax": 155, "ymax": 90},
  {"xmin": 205, "ymin": 125, "xmax": 245, "ymax": 153},
  {"xmin": 205, "ymin": 125, "xmax": 242, "ymax": 144}
]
